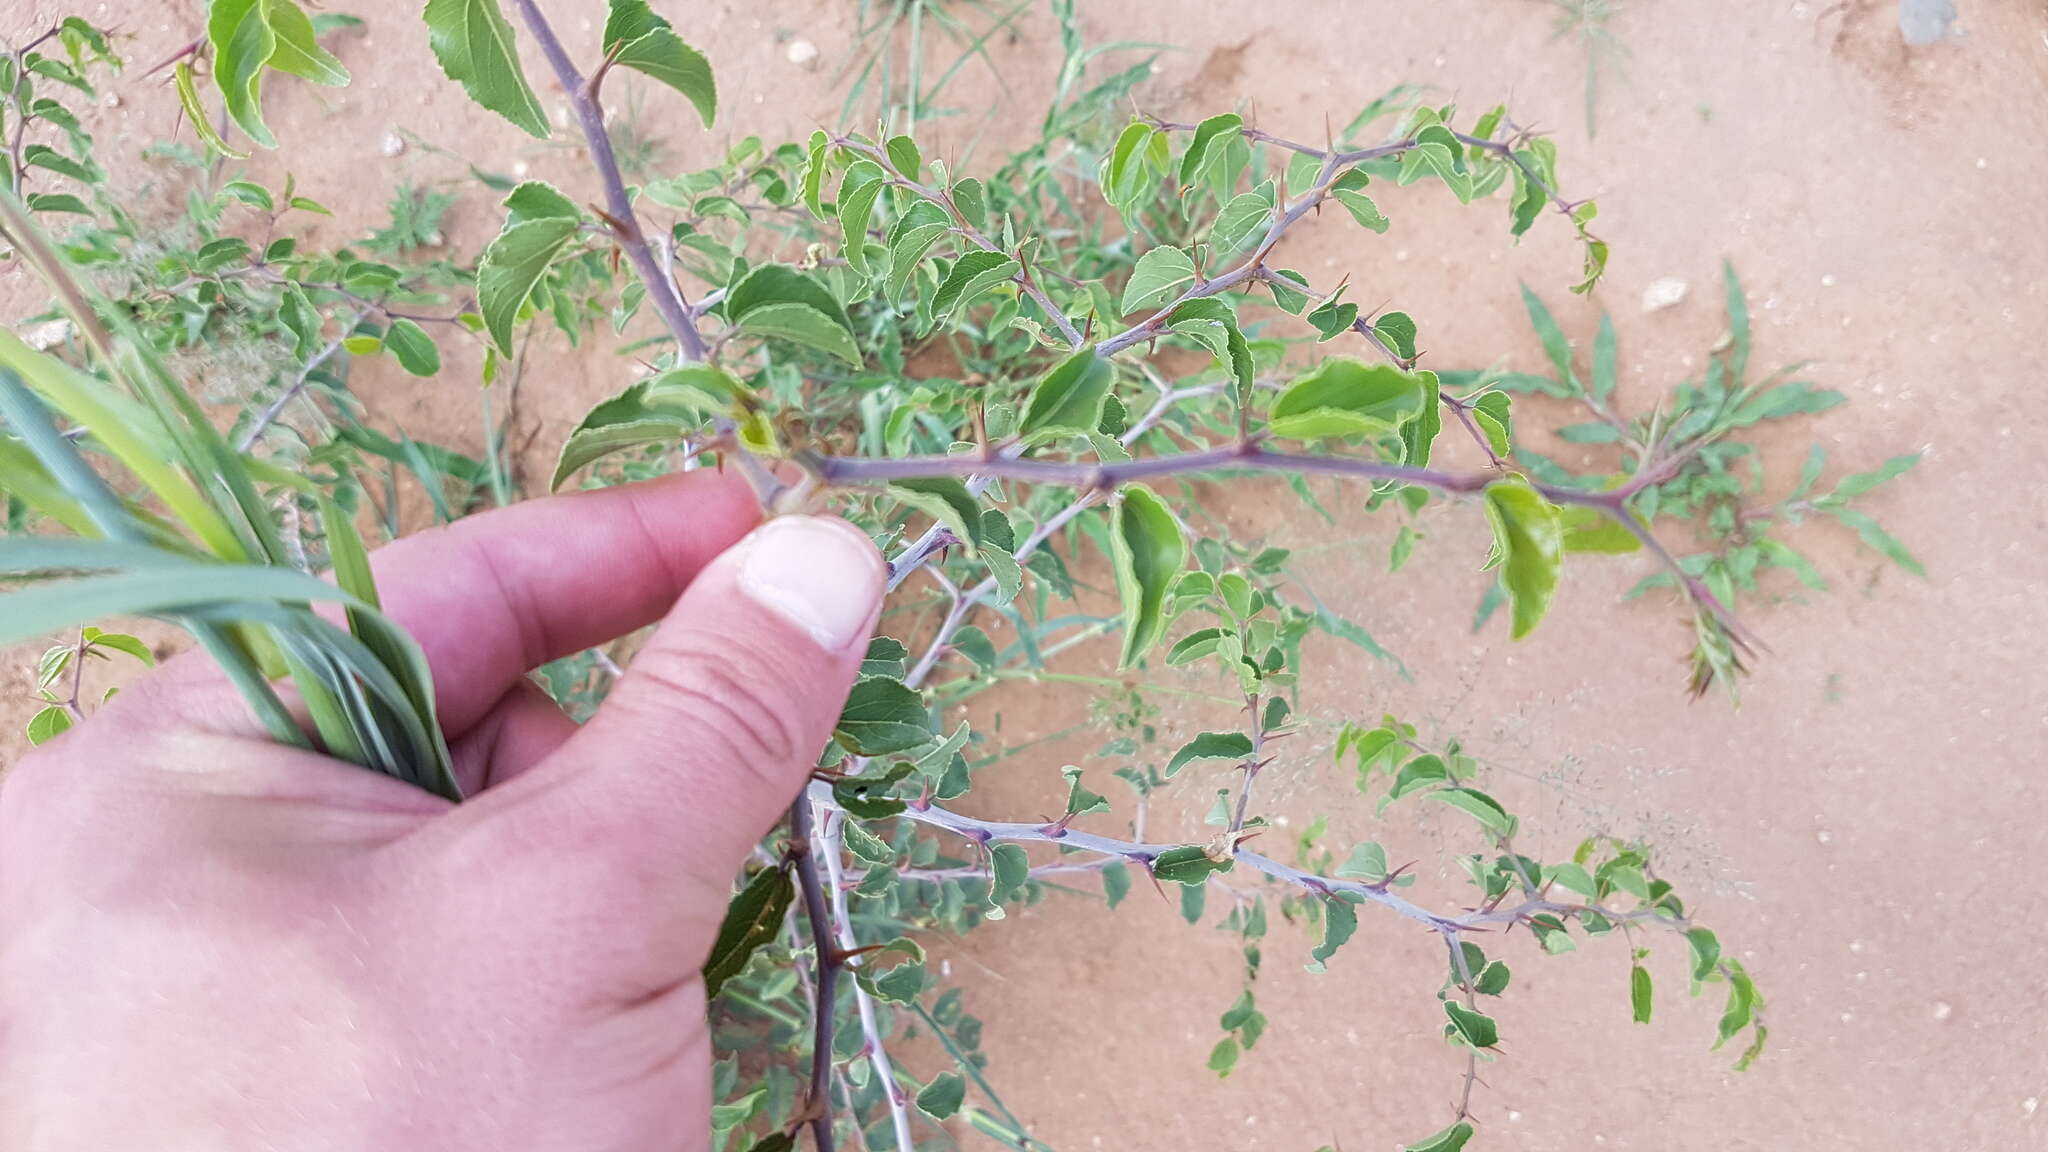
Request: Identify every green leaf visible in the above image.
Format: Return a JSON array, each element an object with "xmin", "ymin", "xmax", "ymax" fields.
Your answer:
[
  {"xmin": 174, "ymin": 61, "xmax": 248, "ymax": 159},
  {"xmin": 1827, "ymin": 453, "xmax": 1920, "ymax": 502},
  {"xmin": 1482, "ymin": 478, "xmax": 1564, "ymax": 639},
  {"xmin": 1373, "ymin": 311, "xmax": 1418, "ymax": 360},
  {"xmin": 833, "ymin": 162, "xmax": 886, "ymax": 274},
  {"xmin": 1474, "ymin": 961, "xmax": 1511, "ymax": 996},
  {"xmin": 1269, "ymin": 359, "xmax": 1430, "ymax": 441},
  {"xmin": 884, "ymin": 202, "xmax": 950, "ymax": 304},
  {"xmin": 550, "ymin": 366, "xmax": 740, "ymax": 489},
  {"xmin": 834, "ymin": 676, "xmax": 930, "ymax": 756},
  {"xmin": 1443, "ymin": 1000, "xmax": 1497, "ymax": 1048},
  {"xmin": 727, "ymin": 265, "xmax": 860, "ymax": 364},
  {"xmin": 82, "ymin": 629, "xmax": 154, "ymax": 666},
  {"xmin": 424, "ymin": 0, "xmax": 551, "ymax": 138},
  {"xmin": 26, "ymin": 705, "xmax": 71, "ymax": 745},
  {"xmin": 603, "ymin": 0, "xmax": 716, "ymax": 126},
  {"xmin": 1177, "ymin": 113, "xmax": 1243, "ymax": 187},
  {"xmin": 857, "ymin": 938, "xmax": 927, "ymax": 1001},
  {"xmin": 1121, "ymin": 245, "xmax": 1197, "ymax": 313},
  {"xmin": 502, "ymin": 179, "xmax": 579, "ymax": 223},
  {"xmin": 1559, "ymin": 505, "xmax": 1639, "ymax": 554},
  {"xmin": 1167, "ymin": 626, "xmax": 1228, "ymax": 666},
  {"xmin": 988, "ymin": 842, "xmax": 1029, "ymax": 908},
  {"xmin": 1210, "ymin": 183, "xmax": 1274, "ymax": 250},
  {"xmin": 1207, "ymin": 1036, "xmax": 1239, "ymax": 1077},
  {"xmin": 221, "ymin": 179, "xmax": 273, "ymax": 210},
  {"xmin": 1019, "ymin": 348, "xmax": 1113, "ymax": 442},
  {"xmin": 1336, "ymin": 841, "xmax": 1387, "ymax": 882},
  {"xmin": 1101, "ymin": 861, "xmax": 1131, "ymax": 908},
  {"xmin": 1519, "ymin": 282, "xmax": 1577, "ymax": 389},
  {"xmin": 950, "ymin": 624, "xmax": 996, "ymax": 671},
  {"xmin": 930, "ymin": 250, "xmax": 1020, "ymax": 326},
  {"xmin": 1165, "ymin": 731, "xmax": 1253, "ymax": 778},
  {"xmin": 1591, "ymin": 311, "xmax": 1618, "ymax": 404},
  {"xmin": 892, "ymin": 477, "xmax": 984, "ymax": 555},
  {"xmin": 24, "ymin": 193, "xmax": 90, "ymax": 216},
  {"xmin": 1829, "ymin": 506, "xmax": 1924, "ymax": 577},
  {"xmin": 1555, "ymin": 421, "xmax": 1621, "ymax": 444},
  {"xmin": 265, "ymin": 0, "xmax": 350, "ymax": 86},
  {"xmin": 208, "ymin": 0, "xmax": 278, "ymax": 148},
  {"xmin": 381, "ymin": 319, "xmax": 440, "ymax": 377},
  {"xmin": 916, "ymin": 1072, "xmax": 965, "ymax": 1120},
  {"xmin": 1308, "ymin": 895, "xmax": 1356, "ymax": 970},
  {"xmin": 1721, "ymin": 260, "xmax": 1750, "ymax": 382},
  {"xmin": 885, "ymin": 134, "xmax": 921, "ymax": 180},
  {"xmin": 1102, "ymin": 121, "xmax": 1167, "ymax": 209},
  {"xmin": 1306, "ymin": 295, "xmax": 1359, "ymax": 341},
  {"xmin": 735, "ymin": 302, "xmax": 863, "ymax": 365},
  {"xmin": 702, "ymin": 865, "xmax": 793, "ymax": 998},
  {"xmin": 1328, "ymin": 168, "xmax": 1389, "ymax": 232},
  {"xmin": 1631, "ymin": 963, "xmax": 1654, "ymax": 1024},
  {"xmin": 1061, "ymin": 765, "xmax": 1109, "ymax": 816},
  {"xmin": 477, "ymin": 217, "xmax": 579, "ymax": 353},
  {"xmin": 1395, "ymin": 125, "xmax": 1470, "ymax": 202},
  {"xmin": 1471, "ymin": 391, "xmax": 1512, "ymax": 457},
  {"xmin": 951, "ymin": 177, "xmax": 987, "ymax": 230},
  {"xmin": 1265, "ymin": 269, "xmax": 1310, "ymax": 314},
  {"xmin": 710, "ymin": 1088, "xmax": 765, "ymax": 1133},
  {"xmin": 1686, "ymin": 927, "xmax": 1722, "ymax": 984},
  {"xmin": 1109, "ymin": 485, "xmax": 1186, "ymax": 667},
  {"xmin": 1405, "ymin": 1122, "xmax": 1474, "ymax": 1152},
  {"xmin": 22, "ymin": 145, "xmax": 92, "ymax": 184},
  {"xmin": 1151, "ymin": 844, "xmax": 1232, "ymax": 886}
]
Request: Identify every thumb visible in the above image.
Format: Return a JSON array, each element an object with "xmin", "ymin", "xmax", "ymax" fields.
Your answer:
[{"xmin": 474, "ymin": 513, "xmax": 884, "ymax": 905}]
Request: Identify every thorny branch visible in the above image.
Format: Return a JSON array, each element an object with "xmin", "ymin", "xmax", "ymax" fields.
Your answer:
[
  {"xmin": 787, "ymin": 797, "xmax": 840, "ymax": 1152},
  {"xmin": 819, "ymin": 812, "xmax": 917, "ymax": 1152},
  {"xmin": 507, "ymin": 0, "xmax": 708, "ymax": 362}
]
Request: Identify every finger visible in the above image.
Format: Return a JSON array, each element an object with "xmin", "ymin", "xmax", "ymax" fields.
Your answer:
[
  {"xmin": 448, "ymin": 680, "xmax": 580, "ymax": 793},
  {"xmin": 128, "ymin": 468, "xmax": 761, "ymax": 739},
  {"xmin": 455, "ymin": 514, "xmax": 883, "ymax": 926}
]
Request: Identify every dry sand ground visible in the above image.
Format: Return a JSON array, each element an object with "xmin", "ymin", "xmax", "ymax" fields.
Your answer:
[{"xmin": 3, "ymin": 0, "xmax": 2044, "ymax": 1149}]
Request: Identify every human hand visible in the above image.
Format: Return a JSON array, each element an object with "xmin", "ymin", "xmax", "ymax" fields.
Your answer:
[{"xmin": 0, "ymin": 470, "xmax": 884, "ymax": 1151}]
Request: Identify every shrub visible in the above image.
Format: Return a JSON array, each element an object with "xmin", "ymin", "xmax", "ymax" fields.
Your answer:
[{"xmin": 0, "ymin": 5, "xmax": 1919, "ymax": 1150}]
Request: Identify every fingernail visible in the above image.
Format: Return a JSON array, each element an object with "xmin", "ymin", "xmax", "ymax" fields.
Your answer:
[{"xmin": 737, "ymin": 516, "xmax": 884, "ymax": 651}]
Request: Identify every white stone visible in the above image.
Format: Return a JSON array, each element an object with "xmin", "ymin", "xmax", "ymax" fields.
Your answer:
[
  {"xmin": 22, "ymin": 319, "xmax": 72, "ymax": 351},
  {"xmin": 1641, "ymin": 277, "xmax": 1689, "ymax": 312},
  {"xmin": 785, "ymin": 38, "xmax": 820, "ymax": 67},
  {"xmin": 379, "ymin": 132, "xmax": 405, "ymax": 157}
]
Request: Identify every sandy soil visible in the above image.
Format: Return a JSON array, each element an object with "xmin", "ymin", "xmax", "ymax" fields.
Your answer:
[{"xmin": 4, "ymin": 0, "xmax": 2045, "ymax": 1149}]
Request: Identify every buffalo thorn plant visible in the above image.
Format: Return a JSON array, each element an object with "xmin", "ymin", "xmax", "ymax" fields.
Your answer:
[{"xmin": 0, "ymin": 3, "xmax": 1921, "ymax": 1150}]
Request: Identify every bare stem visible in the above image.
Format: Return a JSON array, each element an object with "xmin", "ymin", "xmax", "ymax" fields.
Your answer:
[
  {"xmin": 812, "ymin": 779, "xmax": 1703, "ymax": 942},
  {"xmin": 788, "ymin": 797, "xmax": 839, "ymax": 1152},
  {"xmin": 237, "ymin": 307, "xmax": 371, "ymax": 451}
]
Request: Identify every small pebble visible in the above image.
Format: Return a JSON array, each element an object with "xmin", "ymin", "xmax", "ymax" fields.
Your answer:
[
  {"xmin": 1816, "ymin": 829, "xmax": 1834, "ymax": 845},
  {"xmin": 2025, "ymin": 1097, "xmax": 2039, "ymax": 1117},
  {"xmin": 101, "ymin": 91, "xmax": 120, "ymax": 108},
  {"xmin": 22, "ymin": 319, "xmax": 72, "ymax": 351},
  {"xmin": 380, "ymin": 131, "xmax": 405, "ymax": 157},
  {"xmin": 1932, "ymin": 1000, "xmax": 1953, "ymax": 1021},
  {"xmin": 785, "ymin": 37, "xmax": 820, "ymax": 67},
  {"xmin": 1641, "ymin": 277, "xmax": 1689, "ymax": 312}
]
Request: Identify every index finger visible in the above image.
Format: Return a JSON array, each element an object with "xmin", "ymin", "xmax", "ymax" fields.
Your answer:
[{"xmin": 128, "ymin": 468, "xmax": 762, "ymax": 740}]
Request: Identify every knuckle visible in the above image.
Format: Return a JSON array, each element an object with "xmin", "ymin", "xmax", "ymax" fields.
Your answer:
[{"xmin": 621, "ymin": 625, "xmax": 809, "ymax": 778}]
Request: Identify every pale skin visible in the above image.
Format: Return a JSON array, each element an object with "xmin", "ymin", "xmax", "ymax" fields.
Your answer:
[{"xmin": 0, "ymin": 469, "xmax": 886, "ymax": 1151}]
